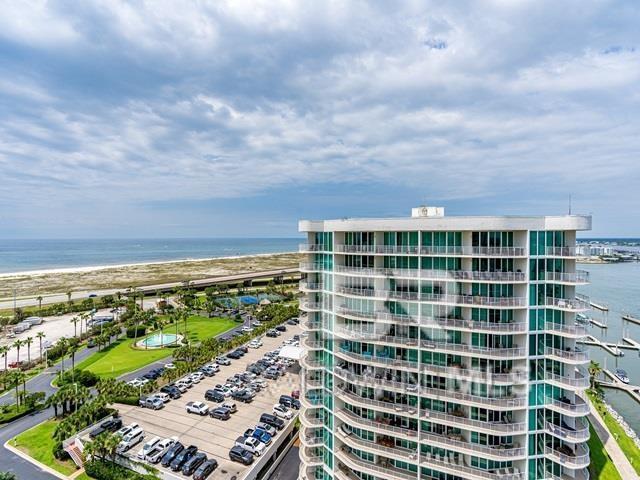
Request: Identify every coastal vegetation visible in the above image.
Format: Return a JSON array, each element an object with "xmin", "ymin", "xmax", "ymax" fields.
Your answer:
[
  {"xmin": 11, "ymin": 420, "xmax": 78, "ymax": 476},
  {"xmin": 587, "ymin": 422, "xmax": 623, "ymax": 480}
]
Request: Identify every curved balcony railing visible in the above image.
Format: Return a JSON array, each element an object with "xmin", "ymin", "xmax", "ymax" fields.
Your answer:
[
  {"xmin": 539, "ymin": 271, "xmax": 589, "ymax": 284},
  {"xmin": 336, "ymin": 287, "xmax": 527, "ymax": 308},
  {"xmin": 544, "ymin": 296, "xmax": 590, "ymax": 312},
  {"xmin": 300, "ymin": 301, "xmax": 324, "ymax": 312},
  {"xmin": 299, "ymin": 244, "xmax": 332, "ymax": 252},
  {"xmin": 299, "ymin": 281, "xmax": 325, "ymax": 292},
  {"xmin": 300, "ymin": 318, "xmax": 322, "ymax": 330},
  {"xmin": 420, "ymin": 452, "xmax": 526, "ymax": 480},
  {"xmin": 420, "ymin": 246, "xmax": 527, "ymax": 257},
  {"xmin": 419, "ymin": 431, "xmax": 526, "ymax": 460},
  {"xmin": 299, "ymin": 355, "xmax": 325, "ymax": 370},
  {"xmin": 544, "ymin": 321, "xmax": 588, "ymax": 338},
  {"xmin": 300, "ymin": 434, "xmax": 324, "ymax": 447},
  {"xmin": 334, "ymin": 384, "xmax": 526, "ymax": 434},
  {"xmin": 543, "ymin": 444, "xmax": 590, "ymax": 468},
  {"xmin": 336, "ymin": 408, "xmax": 418, "ymax": 440},
  {"xmin": 545, "ymin": 418, "xmax": 590, "ymax": 443},
  {"xmin": 334, "ymin": 265, "xmax": 526, "ymax": 282},
  {"xmin": 333, "ymin": 346, "xmax": 526, "ymax": 383},
  {"xmin": 544, "ymin": 396, "xmax": 590, "ymax": 416},
  {"xmin": 420, "ymin": 340, "xmax": 527, "ymax": 359},
  {"xmin": 335, "ymin": 447, "xmax": 416, "ymax": 480},
  {"xmin": 302, "ymin": 337, "xmax": 324, "ymax": 350},
  {"xmin": 544, "ymin": 370, "xmax": 589, "ymax": 390},
  {"xmin": 300, "ymin": 447, "xmax": 324, "ymax": 466},
  {"xmin": 544, "ymin": 346, "xmax": 589, "ymax": 363},
  {"xmin": 334, "ymin": 367, "xmax": 527, "ymax": 409},
  {"xmin": 299, "ymin": 262, "xmax": 332, "ymax": 272},
  {"xmin": 303, "ymin": 377, "xmax": 323, "ymax": 389},
  {"xmin": 542, "ymin": 468, "xmax": 590, "ymax": 480},
  {"xmin": 300, "ymin": 411, "xmax": 324, "ymax": 428},
  {"xmin": 336, "ymin": 244, "xmax": 419, "ymax": 254},
  {"xmin": 539, "ymin": 247, "xmax": 580, "ymax": 257}
]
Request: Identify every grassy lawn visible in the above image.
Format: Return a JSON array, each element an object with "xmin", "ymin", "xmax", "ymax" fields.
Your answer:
[
  {"xmin": 588, "ymin": 391, "xmax": 640, "ymax": 475},
  {"xmin": 74, "ymin": 316, "xmax": 236, "ymax": 378},
  {"xmin": 588, "ymin": 422, "xmax": 623, "ymax": 480},
  {"xmin": 11, "ymin": 419, "xmax": 78, "ymax": 476},
  {"xmin": 0, "ymin": 403, "xmax": 36, "ymax": 424}
]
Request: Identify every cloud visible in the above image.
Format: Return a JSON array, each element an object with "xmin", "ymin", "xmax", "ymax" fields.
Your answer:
[{"xmin": 0, "ymin": 0, "xmax": 638, "ymax": 237}]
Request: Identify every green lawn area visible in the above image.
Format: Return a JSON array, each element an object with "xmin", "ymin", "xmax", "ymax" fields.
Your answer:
[
  {"xmin": 11, "ymin": 419, "xmax": 78, "ymax": 476},
  {"xmin": 0, "ymin": 403, "xmax": 36, "ymax": 424},
  {"xmin": 588, "ymin": 391, "xmax": 640, "ymax": 476},
  {"xmin": 74, "ymin": 316, "xmax": 236, "ymax": 378},
  {"xmin": 588, "ymin": 422, "xmax": 623, "ymax": 480}
]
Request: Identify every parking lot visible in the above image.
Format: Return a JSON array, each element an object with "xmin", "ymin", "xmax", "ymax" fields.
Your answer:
[{"xmin": 112, "ymin": 324, "xmax": 302, "ymax": 479}]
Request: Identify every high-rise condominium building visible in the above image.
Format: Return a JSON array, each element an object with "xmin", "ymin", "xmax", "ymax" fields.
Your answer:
[{"xmin": 298, "ymin": 207, "xmax": 591, "ymax": 480}]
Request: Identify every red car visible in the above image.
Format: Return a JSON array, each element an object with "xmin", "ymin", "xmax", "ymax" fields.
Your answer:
[{"xmin": 291, "ymin": 390, "xmax": 300, "ymax": 399}]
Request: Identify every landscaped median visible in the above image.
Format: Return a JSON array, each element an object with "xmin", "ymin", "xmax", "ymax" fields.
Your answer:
[
  {"xmin": 588, "ymin": 390, "xmax": 640, "ymax": 476},
  {"xmin": 73, "ymin": 315, "xmax": 236, "ymax": 378}
]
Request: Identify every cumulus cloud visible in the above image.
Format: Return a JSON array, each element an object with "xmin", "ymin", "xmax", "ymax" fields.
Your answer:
[{"xmin": 0, "ymin": 0, "xmax": 638, "ymax": 236}]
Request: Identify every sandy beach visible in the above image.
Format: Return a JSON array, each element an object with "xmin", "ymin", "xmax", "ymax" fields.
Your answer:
[{"xmin": 0, "ymin": 252, "xmax": 302, "ymax": 301}]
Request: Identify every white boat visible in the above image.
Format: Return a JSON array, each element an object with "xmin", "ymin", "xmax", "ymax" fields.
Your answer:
[{"xmin": 614, "ymin": 369, "xmax": 630, "ymax": 384}]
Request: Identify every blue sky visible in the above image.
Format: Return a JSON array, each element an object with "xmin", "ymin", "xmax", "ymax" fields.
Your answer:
[{"xmin": 0, "ymin": 1, "xmax": 639, "ymax": 238}]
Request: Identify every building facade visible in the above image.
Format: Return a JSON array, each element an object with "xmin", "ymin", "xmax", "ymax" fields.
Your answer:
[{"xmin": 298, "ymin": 207, "xmax": 591, "ymax": 480}]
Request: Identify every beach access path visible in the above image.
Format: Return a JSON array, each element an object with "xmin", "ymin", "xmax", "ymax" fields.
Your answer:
[{"xmin": 0, "ymin": 267, "xmax": 299, "ymax": 311}]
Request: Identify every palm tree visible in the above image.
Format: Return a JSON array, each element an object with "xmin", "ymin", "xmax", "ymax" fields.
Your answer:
[
  {"xmin": 68, "ymin": 343, "xmax": 79, "ymax": 381},
  {"xmin": 66, "ymin": 291, "xmax": 73, "ymax": 309},
  {"xmin": 588, "ymin": 360, "xmax": 602, "ymax": 390},
  {"xmin": 36, "ymin": 332, "xmax": 46, "ymax": 363},
  {"xmin": 70, "ymin": 316, "xmax": 80, "ymax": 338},
  {"xmin": 36, "ymin": 295, "xmax": 43, "ymax": 313},
  {"xmin": 13, "ymin": 339, "xmax": 24, "ymax": 365},
  {"xmin": 25, "ymin": 337, "xmax": 33, "ymax": 364},
  {"xmin": 0, "ymin": 471, "xmax": 18, "ymax": 480},
  {"xmin": 0, "ymin": 345, "xmax": 8, "ymax": 372},
  {"xmin": 57, "ymin": 337, "xmax": 68, "ymax": 374}
]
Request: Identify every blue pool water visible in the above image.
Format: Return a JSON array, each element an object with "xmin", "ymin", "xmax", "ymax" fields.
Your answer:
[{"xmin": 140, "ymin": 333, "xmax": 179, "ymax": 347}]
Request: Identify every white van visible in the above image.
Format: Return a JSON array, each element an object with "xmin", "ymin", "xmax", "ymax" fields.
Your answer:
[
  {"xmin": 136, "ymin": 436, "xmax": 160, "ymax": 459},
  {"xmin": 117, "ymin": 427, "xmax": 145, "ymax": 453}
]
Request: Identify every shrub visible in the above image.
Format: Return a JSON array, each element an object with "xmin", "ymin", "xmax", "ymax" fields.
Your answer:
[
  {"xmin": 84, "ymin": 459, "xmax": 156, "ymax": 480},
  {"xmin": 126, "ymin": 326, "xmax": 147, "ymax": 338},
  {"xmin": 114, "ymin": 396, "xmax": 139, "ymax": 406},
  {"xmin": 58, "ymin": 369, "xmax": 99, "ymax": 388}
]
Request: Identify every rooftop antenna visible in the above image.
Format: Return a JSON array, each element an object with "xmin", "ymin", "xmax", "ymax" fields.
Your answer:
[{"xmin": 568, "ymin": 194, "xmax": 572, "ymax": 215}]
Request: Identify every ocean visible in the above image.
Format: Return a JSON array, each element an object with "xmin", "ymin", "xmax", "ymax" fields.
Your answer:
[{"xmin": 0, "ymin": 238, "xmax": 301, "ymax": 274}]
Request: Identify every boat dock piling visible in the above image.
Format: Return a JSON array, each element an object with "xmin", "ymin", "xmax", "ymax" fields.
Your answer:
[{"xmin": 591, "ymin": 301, "xmax": 609, "ymax": 312}]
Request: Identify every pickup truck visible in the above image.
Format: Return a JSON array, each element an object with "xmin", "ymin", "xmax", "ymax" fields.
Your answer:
[
  {"xmin": 243, "ymin": 428, "xmax": 272, "ymax": 446},
  {"xmin": 139, "ymin": 396, "xmax": 164, "ymax": 410},
  {"xmin": 234, "ymin": 436, "xmax": 265, "ymax": 456}
]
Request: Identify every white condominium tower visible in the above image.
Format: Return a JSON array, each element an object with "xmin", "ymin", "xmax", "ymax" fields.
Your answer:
[{"xmin": 298, "ymin": 207, "xmax": 591, "ymax": 480}]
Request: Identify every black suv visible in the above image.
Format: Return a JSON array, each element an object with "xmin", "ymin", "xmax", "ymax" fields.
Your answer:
[
  {"xmin": 160, "ymin": 385, "xmax": 182, "ymax": 399},
  {"xmin": 89, "ymin": 418, "xmax": 122, "ymax": 439},
  {"xmin": 204, "ymin": 389, "xmax": 225, "ymax": 402},
  {"xmin": 232, "ymin": 390, "xmax": 254, "ymax": 403},
  {"xmin": 170, "ymin": 445, "xmax": 198, "ymax": 471},
  {"xmin": 229, "ymin": 445, "xmax": 254, "ymax": 465},
  {"xmin": 182, "ymin": 452, "xmax": 207, "ymax": 475},
  {"xmin": 275, "ymin": 325, "xmax": 287, "ymax": 332},
  {"xmin": 161, "ymin": 442, "xmax": 184, "ymax": 468},
  {"xmin": 279, "ymin": 395, "xmax": 301, "ymax": 410},
  {"xmin": 259, "ymin": 413, "xmax": 285, "ymax": 430},
  {"xmin": 227, "ymin": 351, "xmax": 242, "ymax": 360}
]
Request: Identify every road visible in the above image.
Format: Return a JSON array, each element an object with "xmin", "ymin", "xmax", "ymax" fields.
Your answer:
[
  {"xmin": 0, "ymin": 268, "xmax": 300, "ymax": 310},
  {"xmin": 268, "ymin": 445, "xmax": 301, "ymax": 480}
]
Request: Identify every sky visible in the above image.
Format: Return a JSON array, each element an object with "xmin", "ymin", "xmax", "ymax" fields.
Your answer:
[{"xmin": 0, "ymin": 0, "xmax": 639, "ymax": 239}]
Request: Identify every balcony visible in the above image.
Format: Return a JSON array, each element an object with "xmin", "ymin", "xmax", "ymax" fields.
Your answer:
[
  {"xmin": 334, "ymin": 265, "xmax": 526, "ymax": 283},
  {"xmin": 300, "ymin": 411, "xmax": 324, "ymax": 428},
  {"xmin": 544, "ymin": 370, "xmax": 589, "ymax": 390},
  {"xmin": 420, "ymin": 452, "xmax": 525, "ymax": 480},
  {"xmin": 544, "ymin": 321, "xmax": 588, "ymax": 338},
  {"xmin": 544, "ymin": 395, "xmax": 590, "ymax": 416},
  {"xmin": 299, "ymin": 243, "xmax": 331, "ymax": 253},
  {"xmin": 299, "ymin": 262, "xmax": 332, "ymax": 272},
  {"xmin": 299, "ymin": 355, "xmax": 324, "ymax": 370},
  {"xmin": 420, "ymin": 246, "xmax": 527, "ymax": 257},
  {"xmin": 334, "ymin": 384, "xmax": 526, "ymax": 434},
  {"xmin": 300, "ymin": 446, "xmax": 324, "ymax": 466},
  {"xmin": 420, "ymin": 340, "xmax": 527, "ymax": 359},
  {"xmin": 300, "ymin": 318, "xmax": 322, "ymax": 331},
  {"xmin": 336, "ymin": 244, "xmax": 419, "ymax": 254},
  {"xmin": 542, "ymin": 468, "xmax": 590, "ymax": 480},
  {"xmin": 545, "ymin": 296, "xmax": 590, "ymax": 312},
  {"xmin": 335, "ymin": 447, "xmax": 417, "ymax": 480},
  {"xmin": 302, "ymin": 337, "xmax": 324, "ymax": 350},
  {"xmin": 333, "ymin": 367, "xmax": 527, "ymax": 409},
  {"xmin": 335, "ymin": 407, "xmax": 418, "ymax": 440},
  {"xmin": 299, "ymin": 281, "xmax": 325, "ymax": 292},
  {"xmin": 539, "ymin": 271, "xmax": 590, "ymax": 285},
  {"xmin": 419, "ymin": 431, "xmax": 526, "ymax": 460},
  {"xmin": 545, "ymin": 418, "xmax": 590, "ymax": 443},
  {"xmin": 301, "ymin": 434, "xmax": 324, "ymax": 447},
  {"xmin": 544, "ymin": 346, "xmax": 589, "ymax": 364},
  {"xmin": 540, "ymin": 247, "xmax": 580, "ymax": 258},
  {"xmin": 544, "ymin": 444, "xmax": 590, "ymax": 468}
]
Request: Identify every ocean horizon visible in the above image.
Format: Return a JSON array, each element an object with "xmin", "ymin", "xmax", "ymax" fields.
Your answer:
[{"xmin": 0, "ymin": 237, "xmax": 301, "ymax": 275}]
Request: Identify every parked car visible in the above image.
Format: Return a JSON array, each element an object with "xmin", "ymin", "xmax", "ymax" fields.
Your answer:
[
  {"xmin": 153, "ymin": 392, "xmax": 170, "ymax": 403},
  {"xmin": 186, "ymin": 401, "xmax": 209, "ymax": 415},
  {"xmin": 248, "ymin": 340, "xmax": 261, "ymax": 349},
  {"xmin": 116, "ymin": 422, "xmax": 139, "ymax": 438},
  {"xmin": 182, "ymin": 452, "xmax": 208, "ymax": 476},
  {"xmin": 227, "ymin": 351, "xmax": 242, "ymax": 360},
  {"xmin": 193, "ymin": 458, "xmax": 219, "ymax": 480},
  {"xmin": 279, "ymin": 395, "xmax": 301, "ymax": 410},
  {"xmin": 204, "ymin": 389, "xmax": 225, "ymax": 403},
  {"xmin": 256, "ymin": 422, "xmax": 277, "ymax": 437},
  {"xmin": 291, "ymin": 389, "xmax": 300, "ymax": 399},
  {"xmin": 234, "ymin": 436, "xmax": 265, "ymax": 456},
  {"xmin": 200, "ymin": 364, "xmax": 218, "ymax": 376},
  {"xmin": 232, "ymin": 390, "xmax": 254, "ymax": 403},
  {"xmin": 275, "ymin": 325, "xmax": 287, "ymax": 332},
  {"xmin": 190, "ymin": 371, "xmax": 205, "ymax": 383},
  {"xmin": 244, "ymin": 428, "xmax": 272, "ymax": 446},
  {"xmin": 145, "ymin": 437, "xmax": 177, "ymax": 463},
  {"xmin": 213, "ymin": 385, "xmax": 231, "ymax": 397},
  {"xmin": 173, "ymin": 382, "xmax": 188, "ymax": 393},
  {"xmin": 136, "ymin": 436, "xmax": 161, "ymax": 459},
  {"xmin": 89, "ymin": 418, "xmax": 123, "ymax": 439},
  {"xmin": 221, "ymin": 401, "xmax": 237, "ymax": 413},
  {"xmin": 272, "ymin": 404, "xmax": 293, "ymax": 419},
  {"xmin": 170, "ymin": 445, "xmax": 198, "ymax": 471},
  {"xmin": 139, "ymin": 396, "xmax": 164, "ymax": 410},
  {"xmin": 263, "ymin": 368, "xmax": 279, "ymax": 380},
  {"xmin": 216, "ymin": 356, "xmax": 231, "ymax": 366},
  {"xmin": 266, "ymin": 330, "xmax": 278, "ymax": 338},
  {"xmin": 229, "ymin": 445, "xmax": 254, "ymax": 465},
  {"xmin": 209, "ymin": 407, "xmax": 231, "ymax": 420},
  {"xmin": 259, "ymin": 413, "xmax": 285, "ymax": 430},
  {"xmin": 117, "ymin": 427, "xmax": 145, "ymax": 453},
  {"xmin": 161, "ymin": 442, "xmax": 184, "ymax": 467},
  {"xmin": 164, "ymin": 363, "xmax": 176, "ymax": 369}
]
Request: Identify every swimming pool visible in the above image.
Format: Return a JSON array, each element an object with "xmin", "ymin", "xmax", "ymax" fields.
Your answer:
[{"xmin": 137, "ymin": 333, "xmax": 181, "ymax": 348}]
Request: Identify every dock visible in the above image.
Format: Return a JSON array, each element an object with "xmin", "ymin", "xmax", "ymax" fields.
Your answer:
[
  {"xmin": 622, "ymin": 337, "xmax": 640, "ymax": 349},
  {"xmin": 600, "ymin": 369, "xmax": 640, "ymax": 405},
  {"xmin": 622, "ymin": 314, "xmax": 640, "ymax": 326},
  {"xmin": 590, "ymin": 301, "xmax": 609, "ymax": 312},
  {"xmin": 580, "ymin": 335, "xmax": 631, "ymax": 356},
  {"xmin": 590, "ymin": 318, "xmax": 608, "ymax": 329}
]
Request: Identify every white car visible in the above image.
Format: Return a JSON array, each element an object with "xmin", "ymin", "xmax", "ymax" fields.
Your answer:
[
  {"xmin": 178, "ymin": 377, "xmax": 193, "ymax": 387},
  {"xmin": 221, "ymin": 401, "xmax": 237, "ymax": 413},
  {"xmin": 241, "ymin": 326, "xmax": 254, "ymax": 333},
  {"xmin": 174, "ymin": 382, "xmax": 188, "ymax": 393},
  {"xmin": 153, "ymin": 392, "xmax": 170, "ymax": 403},
  {"xmin": 235, "ymin": 436, "xmax": 266, "ymax": 456},
  {"xmin": 186, "ymin": 401, "xmax": 209, "ymax": 415},
  {"xmin": 248, "ymin": 341, "xmax": 261, "ymax": 349},
  {"xmin": 164, "ymin": 363, "xmax": 176, "ymax": 369},
  {"xmin": 116, "ymin": 423, "xmax": 139, "ymax": 438},
  {"xmin": 136, "ymin": 436, "xmax": 160, "ymax": 459},
  {"xmin": 189, "ymin": 372, "xmax": 204, "ymax": 383},
  {"xmin": 117, "ymin": 427, "xmax": 145, "ymax": 453},
  {"xmin": 272, "ymin": 404, "xmax": 293, "ymax": 420},
  {"xmin": 256, "ymin": 422, "xmax": 277, "ymax": 437},
  {"xmin": 216, "ymin": 356, "xmax": 231, "ymax": 366}
]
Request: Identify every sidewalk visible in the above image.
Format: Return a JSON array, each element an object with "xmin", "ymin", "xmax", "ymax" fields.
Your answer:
[{"xmin": 589, "ymin": 401, "xmax": 638, "ymax": 479}]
